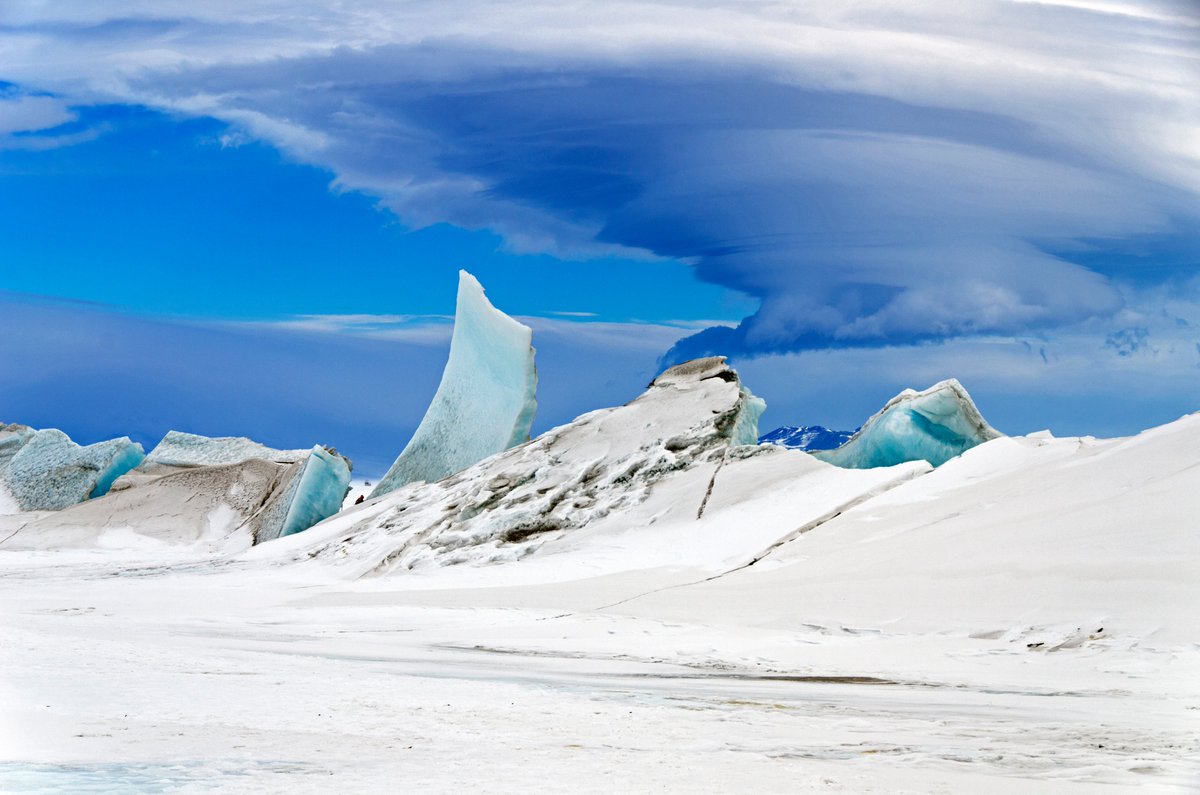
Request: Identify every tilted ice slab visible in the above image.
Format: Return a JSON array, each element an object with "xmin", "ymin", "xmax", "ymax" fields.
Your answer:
[
  {"xmin": 255, "ymin": 356, "xmax": 926, "ymax": 578},
  {"xmin": 814, "ymin": 379, "xmax": 1001, "ymax": 469},
  {"xmin": 117, "ymin": 431, "xmax": 353, "ymax": 543},
  {"xmin": 370, "ymin": 271, "xmax": 537, "ymax": 498},
  {"xmin": 260, "ymin": 446, "xmax": 354, "ymax": 542},
  {"xmin": 0, "ymin": 432, "xmax": 351, "ymax": 550},
  {"xmin": 0, "ymin": 423, "xmax": 144, "ymax": 512}
]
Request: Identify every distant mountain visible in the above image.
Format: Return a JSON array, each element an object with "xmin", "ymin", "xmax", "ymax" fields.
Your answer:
[{"xmin": 759, "ymin": 425, "xmax": 854, "ymax": 451}]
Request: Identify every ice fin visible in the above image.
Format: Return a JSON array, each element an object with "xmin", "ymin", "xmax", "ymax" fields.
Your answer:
[
  {"xmin": 814, "ymin": 379, "xmax": 1001, "ymax": 469},
  {"xmin": 371, "ymin": 270, "xmax": 537, "ymax": 497}
]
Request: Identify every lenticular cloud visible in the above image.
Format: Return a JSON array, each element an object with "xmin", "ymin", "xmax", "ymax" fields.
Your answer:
[{"xmin": 3, "ymin": 1, "xmax": 1198, "ymax": 355}]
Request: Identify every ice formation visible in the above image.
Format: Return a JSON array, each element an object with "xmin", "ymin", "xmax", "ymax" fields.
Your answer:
[
  {"xmin": 117, "ymin": 431, "xmax": 353, "ymax": 543},
  {"xmin": 814, "ymin": 379, "xmax": 1001, "ymax": 469},
  {"xmin": 0, "ymin": 431, "xmax": 351, "ymax": 549},
  {"xmin": 760, "ymin": 425, "xmax": 854, "ymax": 451},
  {"xmin": 259, "ymin": 446, "xmax": 353, "ymax": 542},
  {"xmin": 146, "ymin": 430, "xmax": 309, "ymax": 467},
  {"xmin": 277, "ymin": 357, "xmax": 802, "ymax": 575},
  {"xmin": 370, "ymin": 271, "xmax": 537, "ymax": 498},
  {"xmin": 0, "ymin": 422, "xmax": 145, "ymax": 512}
]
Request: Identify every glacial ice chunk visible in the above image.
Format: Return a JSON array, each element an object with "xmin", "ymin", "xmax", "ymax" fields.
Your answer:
[
  {"xmin": 0, "ymin": 423, "xmax": 145, "ymax": 511},
  {"xmin": 371, "ymin": 270, "xmax": 537, "ymax": 498},
  {"xmin": 117, "ymin": 431, "xmax": 352, "ymax": 543},
  {"xmin": 814, "ymin": 379, "xmax": 1000, "ymax": 469},
  {"xmin": 0, "ymin": 432, "xmax": 354, "ymax": 549},
  {"xmin": 260, "ymin": 446, "xmax": 353, "ymax": 542},
  {"xmin": 146, "ymin": 430, "xmax": 309, "ymax": 467}
]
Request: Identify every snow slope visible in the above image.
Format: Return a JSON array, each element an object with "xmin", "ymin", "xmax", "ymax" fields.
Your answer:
[{"xmin": 0, "ymin": 365, "xmax": 1197, "ymax": 792}]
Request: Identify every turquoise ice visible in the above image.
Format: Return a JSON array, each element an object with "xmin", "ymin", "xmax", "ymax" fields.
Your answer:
[
  {"xmin": 815, "ymin": 379, "xmax": 1000, "ymax": 469},
  {"xmin": 0, "ymin": 423, "xmax": 145, "ymax": 511},
  {"xmin": 371, "ymin": 271, "xmax": 537, "ymax": 498},
  {"xmin": 134, "ymin": 430, "xmax": 352, "ymax": 542}
]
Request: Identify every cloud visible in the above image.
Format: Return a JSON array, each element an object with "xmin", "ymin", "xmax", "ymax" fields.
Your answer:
[{"xmin": 2, "ymin": 1, "xmax": 1198, "ymax": 355}]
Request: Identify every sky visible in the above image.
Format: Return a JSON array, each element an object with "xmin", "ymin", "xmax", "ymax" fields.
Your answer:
[{"xmin": 1, "ymin": 1, "xmax": 1199, "ymax": 475}]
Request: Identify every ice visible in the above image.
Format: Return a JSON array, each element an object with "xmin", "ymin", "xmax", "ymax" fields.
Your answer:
[
  {"xmin": 0, "ymin": 424, "xmax": 144, "ymax": 511},
  {"xmin": 371, "ymin": 270, "xmax": 537, "ymax": 497},
  {"xmin": 814, "ymin": 379, "xmax": 1001, "ymax": 469},
  {"xmin": 146, "ymin": 430, "xmax": 308, "ymax": 466},
  {"xmin": 0, "ymin": 431, "xmax": 351, "ymax": 549},
  {"xmin": 263, "ymin": 446, "xmax": 353, "ymax": 541}
]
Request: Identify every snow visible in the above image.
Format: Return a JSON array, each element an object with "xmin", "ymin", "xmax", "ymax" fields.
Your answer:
[
  {"xmin": 370, "ymin": 271, "xmax": 537, "ymax": 498},
  {"xmin": 269, "ymin": 356, "xmax": 773, "ymax": 576},
  {"xmin": 0, "ymin": 425, "xmax": 145, "ymax": 511},
  {"xmin": 815, "ymin": 378, "xmax": 1001, "ymax": 469},
  {"xmin": 1, "ymin": 365, "xmax": 1198, "ymax": 792},
  {"xmin": 760, "ymin": 424, "xmax": 854, "ymax": 451}
]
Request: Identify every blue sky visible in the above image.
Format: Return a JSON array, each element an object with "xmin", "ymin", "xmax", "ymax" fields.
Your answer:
[{"xmin": 1, "ymin": 1, "xmax": 1199, "ymax": 474}]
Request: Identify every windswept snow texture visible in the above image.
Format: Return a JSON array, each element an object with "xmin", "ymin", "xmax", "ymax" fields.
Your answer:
[
  {"xmin": 146, "ymin": 430, "xmax": 308, "ymax": 466},
  {"xmin": 815, "ymin": 379, "xmax": 1001, "ymax": 469},
  {"xmin": 285, "ymin": 356, "xmax": 781, "ymax": 575},
  {"xmin": 0, "ymin": 424, "xmax": 144, "ymax": 511},
  {"xmin": 371, "ymin": 271, "xmax": 537, "ymax": 498},
  {"xmin": 760, "ymin": 425, "xmax": 854, "ymax": 451}
]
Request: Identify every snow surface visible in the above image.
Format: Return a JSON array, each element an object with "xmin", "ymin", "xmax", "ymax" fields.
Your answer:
[
  {"xmin": 370, "ymin": 271, "xmax": 537, "ymax": 498},
  {"xmin": 760, "ymin": 424, "xmax": 854, "ymax": 451},
  {"xmin": 815, "ymin": 378, "xmax": 1001, "ymax": 469},
  {"xmin": 1, "ymin": 367, "xmax": 1198, "ymax": 792},
  {"xmin": 0, "ymin": 424, "xmax": 144, "ymax": 511}
]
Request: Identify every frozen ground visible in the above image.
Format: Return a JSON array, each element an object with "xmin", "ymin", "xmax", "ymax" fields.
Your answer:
[{"xmin": 1, "ymin": 376, "xmax": 1198, "ymax": 791}]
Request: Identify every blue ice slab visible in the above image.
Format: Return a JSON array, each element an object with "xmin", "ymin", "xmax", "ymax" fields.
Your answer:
[
  {"xmin": 371, "ymin": 271, "xmax": 537, "ymax": 497},
  {"xmin": 814, "ymin": 379, "xmax": 1000, "ymax": 469},
  {"xmin": 278, "ymin": 446, "xmax": 353, "ymax": 538},
  {"xmin": 0, "ymin": 426, "xmax": 145, "ymax": 510}
]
